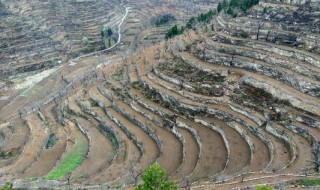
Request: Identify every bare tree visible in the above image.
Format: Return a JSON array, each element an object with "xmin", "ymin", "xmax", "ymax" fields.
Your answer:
[{"xmin": 129, "ymin": 163, "xmax": 143, "ymax": 186}]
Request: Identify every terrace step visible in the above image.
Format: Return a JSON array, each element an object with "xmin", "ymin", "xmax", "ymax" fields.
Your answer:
[
  {"xmin": 0, "ymin": 120, "xmax": 30, "ymax": 174},
  {"xmin": 44, "ymin": 120, "xmax": 89, "ymax": 180},
  {"xmin": 128, "ymin": 87, "xmax": 227, "ymax": 181},
  {"xmin": 21, "ymin": 106, "xmax": 67, "ymax": 178},
  {"xmin": 87, "ymin": 104, "xmax": 141, "ymax": 184},
  {"xmin": 0, "ymin": 115, "xmax": 48, "ymax": 179},
  {"xmin": 108, "ymin": 96, "xmax": 183, "ymax": 176}
]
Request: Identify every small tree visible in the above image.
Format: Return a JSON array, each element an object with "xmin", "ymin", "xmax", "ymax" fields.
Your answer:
[
  {"xmin": 263, "ymin": 7, "xmax": 267, "ymax": 14},
  {"xmin": 222, "ymin": 0, "xmax": 228, "ymax": 10},
  {"xmin": 107, "ymin": 28, "xmax": 113, "ymax": 37},
  {"xmin": 135, "ymin": 163, "xmax": 178, "ymax": 190},
  {"xmin": 186, "ymin": 17, "xmax": 197, "ymax": 29},
  {"xmin": 81, "ymin": 37, "xmax": 89, "ymax": 45},
  {"xmin": 217, "ymin": 2, "xmax": 223, "ymax": 13},
  {"xmin": 227, "ymin": 6, "xmax": 234, "ymax": 15}
]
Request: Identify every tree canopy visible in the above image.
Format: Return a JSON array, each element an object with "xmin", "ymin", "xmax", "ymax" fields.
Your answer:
[
  {"xmin": 216, "ymin": 0, "xmax": 259, "ymax": 15},
  {"xmin": 135, "ymin": 163, "xmax": 178, "ymax": 190},
  {"xmin": 166, "ymin": 25, "xmax": 184, "ymax": 39}
]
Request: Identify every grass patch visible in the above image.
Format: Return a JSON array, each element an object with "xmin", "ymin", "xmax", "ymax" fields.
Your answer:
[
  {"xmin": 296, "ymin": 178, "xmax": 320, "ymax": 186},
  {"xmin": 45, "ymin": 137, "xmax": 87, "ymax": 180},
  {"xmin": 75, "ymin": 173, "xmax": 89, "ymax": 179}
]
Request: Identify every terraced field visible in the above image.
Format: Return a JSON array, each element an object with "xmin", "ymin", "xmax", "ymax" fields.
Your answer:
[{"xmin": 0, "ymin": 0, "xmax": 320, "ymax": 189}]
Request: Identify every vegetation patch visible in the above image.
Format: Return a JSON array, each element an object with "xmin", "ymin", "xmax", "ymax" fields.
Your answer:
[
  {"xmin": 136, "ymin": 163, "xmax": 177, "ymax": 190},
  {"xmin": 110, "ymin": 68, "xmax": 124, "ymax": 81},
  {"xmin": 0, "ymin": 182, "xmax": 13, "ymax": 190},
  {"xmin": 75, "ymin": 173, "xmax": 89, "ymax": 179},
  {"xmin": 152, "ymin": 13, "xmax": 176, "ymax": 26},
  {"xmin": 256, "ymin": 185, "xmax": 274, "ymax": 190},
  {"xmin": 45, "ymin": 133, "xmax": 57, "ymax": 149},
  {"xmin": 166, "ymin": 25, "xmax": 184, "ymax": 39},
  {"xmin": 0, "ymin": 148, "xmax": 19, "ymax": 159},
  {"xmin": 217, "ymin": 0, "xmax": 259, "ymax": 16},
  {"xmin": 46, "ymin": 137, "xmax": 87, "ymax": 180},
  {"xmin": 296, "ymin": 178, "xmax": 320, "ymax": 186},
  {"xmin": 157, "ymin": 60, "xmax": 225, "ymax": 96}
]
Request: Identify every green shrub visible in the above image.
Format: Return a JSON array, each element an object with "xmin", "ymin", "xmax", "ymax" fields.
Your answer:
[
  {"xmin": 135, "ymin": 163, "xmax": 178, "ymax": 190},
  {"xmin": 0, "ymin": 182, "xmax": 13, "ymax": 190}
]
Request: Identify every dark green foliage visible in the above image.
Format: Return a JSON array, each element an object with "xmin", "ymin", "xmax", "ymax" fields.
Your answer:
[
  {"xmin": 186, "ymin": 17, "xmax": 197, "ymax": 29},
  {"xmin": 217, "ymin": 2, "xmax": 223, "ymax": 13},
  {"xmin": 45, "ymin": 133, "xmax": 57, "ymax": 149},
  {"xmin": 135, "ymin": 163, "xmax": 178, "ymax": 190},
  {"xmin": 263, "ymin": 7, "xmax": 267, "ymax": 14},
  {"xmin": 197, "ymin": 10, "xmax": 215, "ymax": 23},
  {"xmin": 297, "ymin": 178, "xmax": 320, "ymax": 186},
  {"xmin": 107, "ymin": 28, "xmax": 113, "ymax": 37},
  {"xmin": 186, "ymin": 9, "xmax": 216, "ymax": 29},
  {"xmin": 227, "ymin": 6, "xmax": 234, "ymax": 15},
  {"xmin": 222, "ymin": 0, "xmax": 228, "ymax": 9},
  {"xmin": 153, "ymin": 13, "xmax": 176, "ymax": 26},
  {"xmin": 100, "ymin": 30, "xmax": 104, "ymax": 38},
  {"xmin": 229, "ymin": 0, "xmax": 239, "ymax": 7},
  {"xmin": 241, "ymin": 0, "xmax": 259, "ymax": 13},
  {"xmin": 217, "ymin": 0, "xmax": 259, "ymax": 15},
  {"xmin": 166, "ymin": 25, "xmax": 184, "ymax": 38},
  {"xmin": 101, "ymin": 27, "xmax": 113, "ymax": 37}
]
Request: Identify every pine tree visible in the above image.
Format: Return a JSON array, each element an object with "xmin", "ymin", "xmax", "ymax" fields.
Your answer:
[
  {"xmin": 227, "ymin": 6, "xmax": 234, "ymax": 15},
  {"xmin": 217, "ymin": 2, "xmax": 223, "ymax": 13},
  {"xmin": 229, "ymin": 0, "xmax": 238, "ymax": 7},
  {"xmin": 222, "ymin": 0, "xmax": 228, "ymax": 9}
]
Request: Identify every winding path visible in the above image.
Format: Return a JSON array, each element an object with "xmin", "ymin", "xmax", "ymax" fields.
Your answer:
[{"xmin": 69, "ymin": 7, "xmax": 131, "ymax": 66}]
